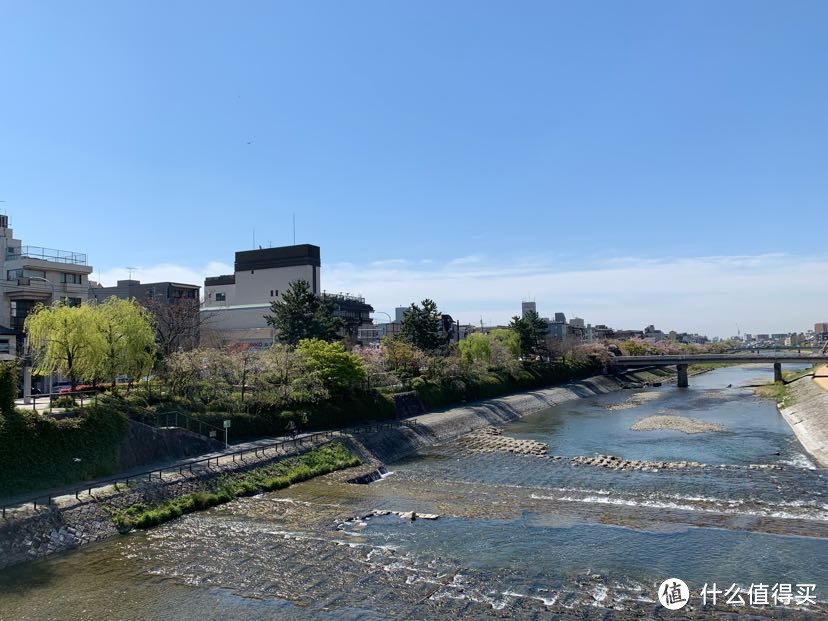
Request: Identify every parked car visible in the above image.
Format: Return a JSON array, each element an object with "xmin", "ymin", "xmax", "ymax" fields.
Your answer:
[{"xmin": 58, "ymin": 383, "xmax": 104, "ymax": 395}]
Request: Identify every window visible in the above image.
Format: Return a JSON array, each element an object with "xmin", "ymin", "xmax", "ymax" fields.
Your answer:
[
  {"xmin": 270, "ymin": 290, "xmax": 274, "ymax": 297},
  {"xmin": 7, "ymin": 269, "xmax": 46, "ymax": 281},
  {"xmin": 215, "ymin": 292, "xmax": 226, "ymax": 302},
  {"xmin": 0, "ymin": 340, "xmax": 9, "ymax": 355},
  {"xmin": 63, "ymin": 297, "xmax": 82, "ymax": 307},
  {"xmin": 61, "ymin": 272, "xmax": 82, "ymax": 284}
]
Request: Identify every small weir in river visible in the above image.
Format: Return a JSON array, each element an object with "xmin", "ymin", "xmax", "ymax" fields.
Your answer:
[{"xmin": 1, "ymin": 365, "xmax": 825, "ymax": 619}]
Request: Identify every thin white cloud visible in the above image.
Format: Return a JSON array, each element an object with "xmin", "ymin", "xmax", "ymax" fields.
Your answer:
[
  {"xmin": 92, "ymin": 261, "xmax": 233, "ymax": 295},
  {"xmin": 322, "ymin": 253, "xmax": 828, "ymax": 337},
  {"xmin": 90, "ymin": 253, "xmax": 828, "ymax": 337}
]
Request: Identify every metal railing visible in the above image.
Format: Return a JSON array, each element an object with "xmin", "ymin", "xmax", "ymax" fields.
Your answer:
[
  {"xmin": 25, "ymin": 389, "xmax": 104, "ymax": 412},
  {"xmin": 6, "ymin": 246, "xmax": 88, "ymax": 265},
  {"xmin": 152, "ymin": 410, "xmax": 226, "ymax": 440},
  {"xmin": 0, "ymin": 419, "xmax": 420, "ymax": 518}
]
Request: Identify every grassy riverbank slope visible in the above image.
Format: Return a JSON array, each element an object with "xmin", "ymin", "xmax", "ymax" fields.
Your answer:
[{"xmin": 107, "ymin": 442, "xmax": 360, "ymax": 530}]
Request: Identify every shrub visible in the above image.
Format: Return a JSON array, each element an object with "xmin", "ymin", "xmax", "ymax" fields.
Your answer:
[
  {"xmin": 0, "ymin": 405, "xmax": 129, "ymax": 496},
  {"xmin": 0, "ymin": 361, "xmax": 16, "ymax": 415}
]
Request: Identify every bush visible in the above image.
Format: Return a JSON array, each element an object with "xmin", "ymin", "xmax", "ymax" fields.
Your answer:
[
  {"xmin": 0, "ymin": 405, "xmax": 129, "ymax": 496},
  {"xmin": 0, "ymin": 362, "xmax": 16, "ymax": 415},
  {"xmin": 413, "ymin": 359, "xmax": 603, "ymax": 409},
  {"xmin": 53, "ymin": 395, "xmax": 77, "ymax": 409}
]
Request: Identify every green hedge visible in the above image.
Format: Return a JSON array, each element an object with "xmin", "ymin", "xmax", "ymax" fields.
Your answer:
[
  {"xmin": 413, "ymin": 360, "xmax": 602, "ymax": 409},
  {"xmin": 0, "ymin": 406, "xmax": 129, "ymax": 497},
  {"xmin": 125, "ymin": 389, "xmax": 396, "ymax": 440}
]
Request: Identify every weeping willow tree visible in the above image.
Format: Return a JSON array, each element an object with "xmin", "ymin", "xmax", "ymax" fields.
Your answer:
[
  {"xmin": 25, "ymin": 302, "xmax": 98, "ymax": 390},
  {"xmin": 91, "ymin": 297, "xmax": 157, "ymax": 388},
  {"xmin": 24, "ymin": 298, "xmax": 157, "ymax": 391}
]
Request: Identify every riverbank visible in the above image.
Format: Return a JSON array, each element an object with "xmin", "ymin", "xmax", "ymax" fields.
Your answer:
[
  {"xmin": 779, "ymin": 375, "xmax": 828, "ymax": 467},
  {"xmin": 0, "ymin": 437, "xmax": 367, "ymax": 570},
  {"xmin": 343, "ymin": 368, "xmax": 682, "ymax": 464},
  {"xmin": 0, "ymin": 368, "xmax": 677, "ymax": 569}
]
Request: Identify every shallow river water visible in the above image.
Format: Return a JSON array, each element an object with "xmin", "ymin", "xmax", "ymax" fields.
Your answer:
[{"xmin": 1, "ymin": 365, "xmax": 826, "ymax": 620}]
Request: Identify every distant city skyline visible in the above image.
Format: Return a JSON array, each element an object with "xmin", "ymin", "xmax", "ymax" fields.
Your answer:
[{"xmin": 2, "ymin": 2, "xmax": 826, "ymax": 338}]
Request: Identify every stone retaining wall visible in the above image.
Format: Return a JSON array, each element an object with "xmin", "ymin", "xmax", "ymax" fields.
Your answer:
[{"xmin": 0, "ymin": 437, "xmax": 331, "ymax": 570}]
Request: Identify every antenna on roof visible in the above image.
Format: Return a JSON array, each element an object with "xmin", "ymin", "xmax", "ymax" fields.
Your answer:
[{"xmin": 126, "ymin": 267, "xmax": 137, "ymax": 280}]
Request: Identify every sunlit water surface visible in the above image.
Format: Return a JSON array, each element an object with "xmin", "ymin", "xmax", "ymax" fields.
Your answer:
[{"xmin": 1, "ymin": 365, "xmax": 825, "ymax": 620}]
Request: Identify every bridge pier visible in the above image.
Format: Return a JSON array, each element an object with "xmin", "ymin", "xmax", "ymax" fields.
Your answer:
[
  {"xmin": 774, "ymin": 362, "xmax": 783, "ymax": 383},
  {"xmin": 677, "ymin": 364, "xmax": 689, "ymax": 388}
]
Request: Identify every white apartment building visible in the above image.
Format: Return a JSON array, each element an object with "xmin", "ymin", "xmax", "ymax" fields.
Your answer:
[
  {"xmin": 0, "ymin": 214, "xmax": 93, "ymax": 359},
  {"xmin": 201, "ymin": 244, "xmax": 321, "ymax": 347}
]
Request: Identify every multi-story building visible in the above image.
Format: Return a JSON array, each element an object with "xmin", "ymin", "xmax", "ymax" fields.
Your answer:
[
  {"xmin": 202, "ymin": 244, "xmax": 322, "ymax": 347},
  {"xmin": 201, "ymin": 243, "xmax": 373, "ymax": 348},
  {"xmin": 521, "ymin": 301, "xmax": 537, "ymax": 318},
  {"xmin": 89, "ymin": 279, "xmax": 199, "ymax": 304},
  {"xmin": 0, "ymin": 214, "xmax": 93, "ymax": 343},
  {"xmin": 324, "ymin": 292, "xmax": 374, "ymax": 342}
]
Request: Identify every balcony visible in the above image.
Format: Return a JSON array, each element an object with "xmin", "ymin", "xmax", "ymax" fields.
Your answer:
[{"xmin": 6, "ymin": 245, "xmax": 88, "ymax": 265}]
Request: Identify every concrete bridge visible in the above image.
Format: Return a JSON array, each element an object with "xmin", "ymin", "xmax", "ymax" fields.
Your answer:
[
  {"xmin": 727, "ymin": 345, "xmax": 821, "ymax": 353},
  {"xmin": 610, "ymin": 354, "xmax": 828, "ymax": 387}
]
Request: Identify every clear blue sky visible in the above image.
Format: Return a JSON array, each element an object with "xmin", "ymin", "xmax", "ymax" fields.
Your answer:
[{"xmin": 2, "ymin": 1, "xmax": 826, "ymax": 335}]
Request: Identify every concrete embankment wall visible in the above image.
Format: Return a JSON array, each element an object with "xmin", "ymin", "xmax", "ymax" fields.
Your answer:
[
  {"xmin": 118, "ymin": 420, "xmax": 224, "ymax": 470},
  {"xmin": 343, "ymin": 370, "xmax": 672, "ymax": 464},
  {"xmin": 0, "ymin": 369, "xmax": 671, "ymax": 569},
  {"xmin": 780, "ymin": 378, "xmax": 828, "ymax": 468}
]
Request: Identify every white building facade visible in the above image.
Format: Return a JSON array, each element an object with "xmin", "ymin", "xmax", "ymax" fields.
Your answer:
[{"xmin": 201, "ymin": 244, "xmax": 321, "ymax": 347}]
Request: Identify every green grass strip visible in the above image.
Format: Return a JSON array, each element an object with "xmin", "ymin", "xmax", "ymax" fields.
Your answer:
[{"xmin": 110, "ymin": 442, "xmax": 360, "ymax": 530}]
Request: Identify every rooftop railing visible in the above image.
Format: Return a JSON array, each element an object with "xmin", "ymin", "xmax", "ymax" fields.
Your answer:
[
  {"xmin": 6, "ymin": 246, "xmax": 88, "ymax": 265},
  {"xmin": 322, "ymin": 291, "xmax": 366, "ymax": 303}
]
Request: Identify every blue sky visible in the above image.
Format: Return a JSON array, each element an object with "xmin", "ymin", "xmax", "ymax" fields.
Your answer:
[{"xmin": 2, "ymin": 1, "xmax": 826, "ymax": 335}]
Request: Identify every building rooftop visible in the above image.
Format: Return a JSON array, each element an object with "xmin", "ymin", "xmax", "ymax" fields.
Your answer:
[
  {"xmin": 7, "ymin": 245, "xmax": 87, "ymax": 265},
  {"xmin": 234, "ymin": 244, "xmax": 320, "ymax": 271},
  {"xmin": 205, "ymin": 274, "xmax": 236, "ymax": 286}
]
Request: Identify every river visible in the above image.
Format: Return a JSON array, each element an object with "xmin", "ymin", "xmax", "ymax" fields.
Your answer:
[{"xmin": 1, "ymin": 365, "xmax": 826, "ymax": 619}]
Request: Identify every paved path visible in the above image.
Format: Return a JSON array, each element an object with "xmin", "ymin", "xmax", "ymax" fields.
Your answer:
[{"xmin": 0, "ymin": 430, "xmax": 323, "ymax": 510}]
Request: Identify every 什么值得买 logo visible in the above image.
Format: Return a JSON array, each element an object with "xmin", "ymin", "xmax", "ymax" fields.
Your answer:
[{"xmin": 658, "ymin": 578, "xmax": 689, "ymax": 610}]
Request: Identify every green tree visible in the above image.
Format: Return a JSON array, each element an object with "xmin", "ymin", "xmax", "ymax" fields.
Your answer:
[
  {"xmin": 25, "ymin": 302, "xmax": 98, "ymax": 390},
  {"xmin": 295, "ymin": 338, "xmax": 367, "ymax": 392},
  {"xmin": 92, "ymin": 297, "xmax": 157, "ymax": 388},
  {"xmin": 458, "ymin": 333, "xmax": 492, "ymax": 366},
  {"xmin": 264, "ymin": 280, "xmax": 345, "ymax": 346},
  {"xmin": 399, "ymin": 299, "xmax": 445, "ymax": 351},
  {"xmin": 382, "ymin": 337, "xmax": 427, "ymax": 379},
  {"xmin": 509, "ymin": 310, "xmax": 548, "ymax": 360},
  {"xmin": 458, "ymin": 328, "xmax": 520, "ymax": 369}
]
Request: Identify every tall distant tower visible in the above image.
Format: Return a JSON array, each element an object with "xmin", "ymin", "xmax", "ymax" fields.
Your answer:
[{"xmin": 521, "ymin": 300, "xmax": 537, "ymax": 318}]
